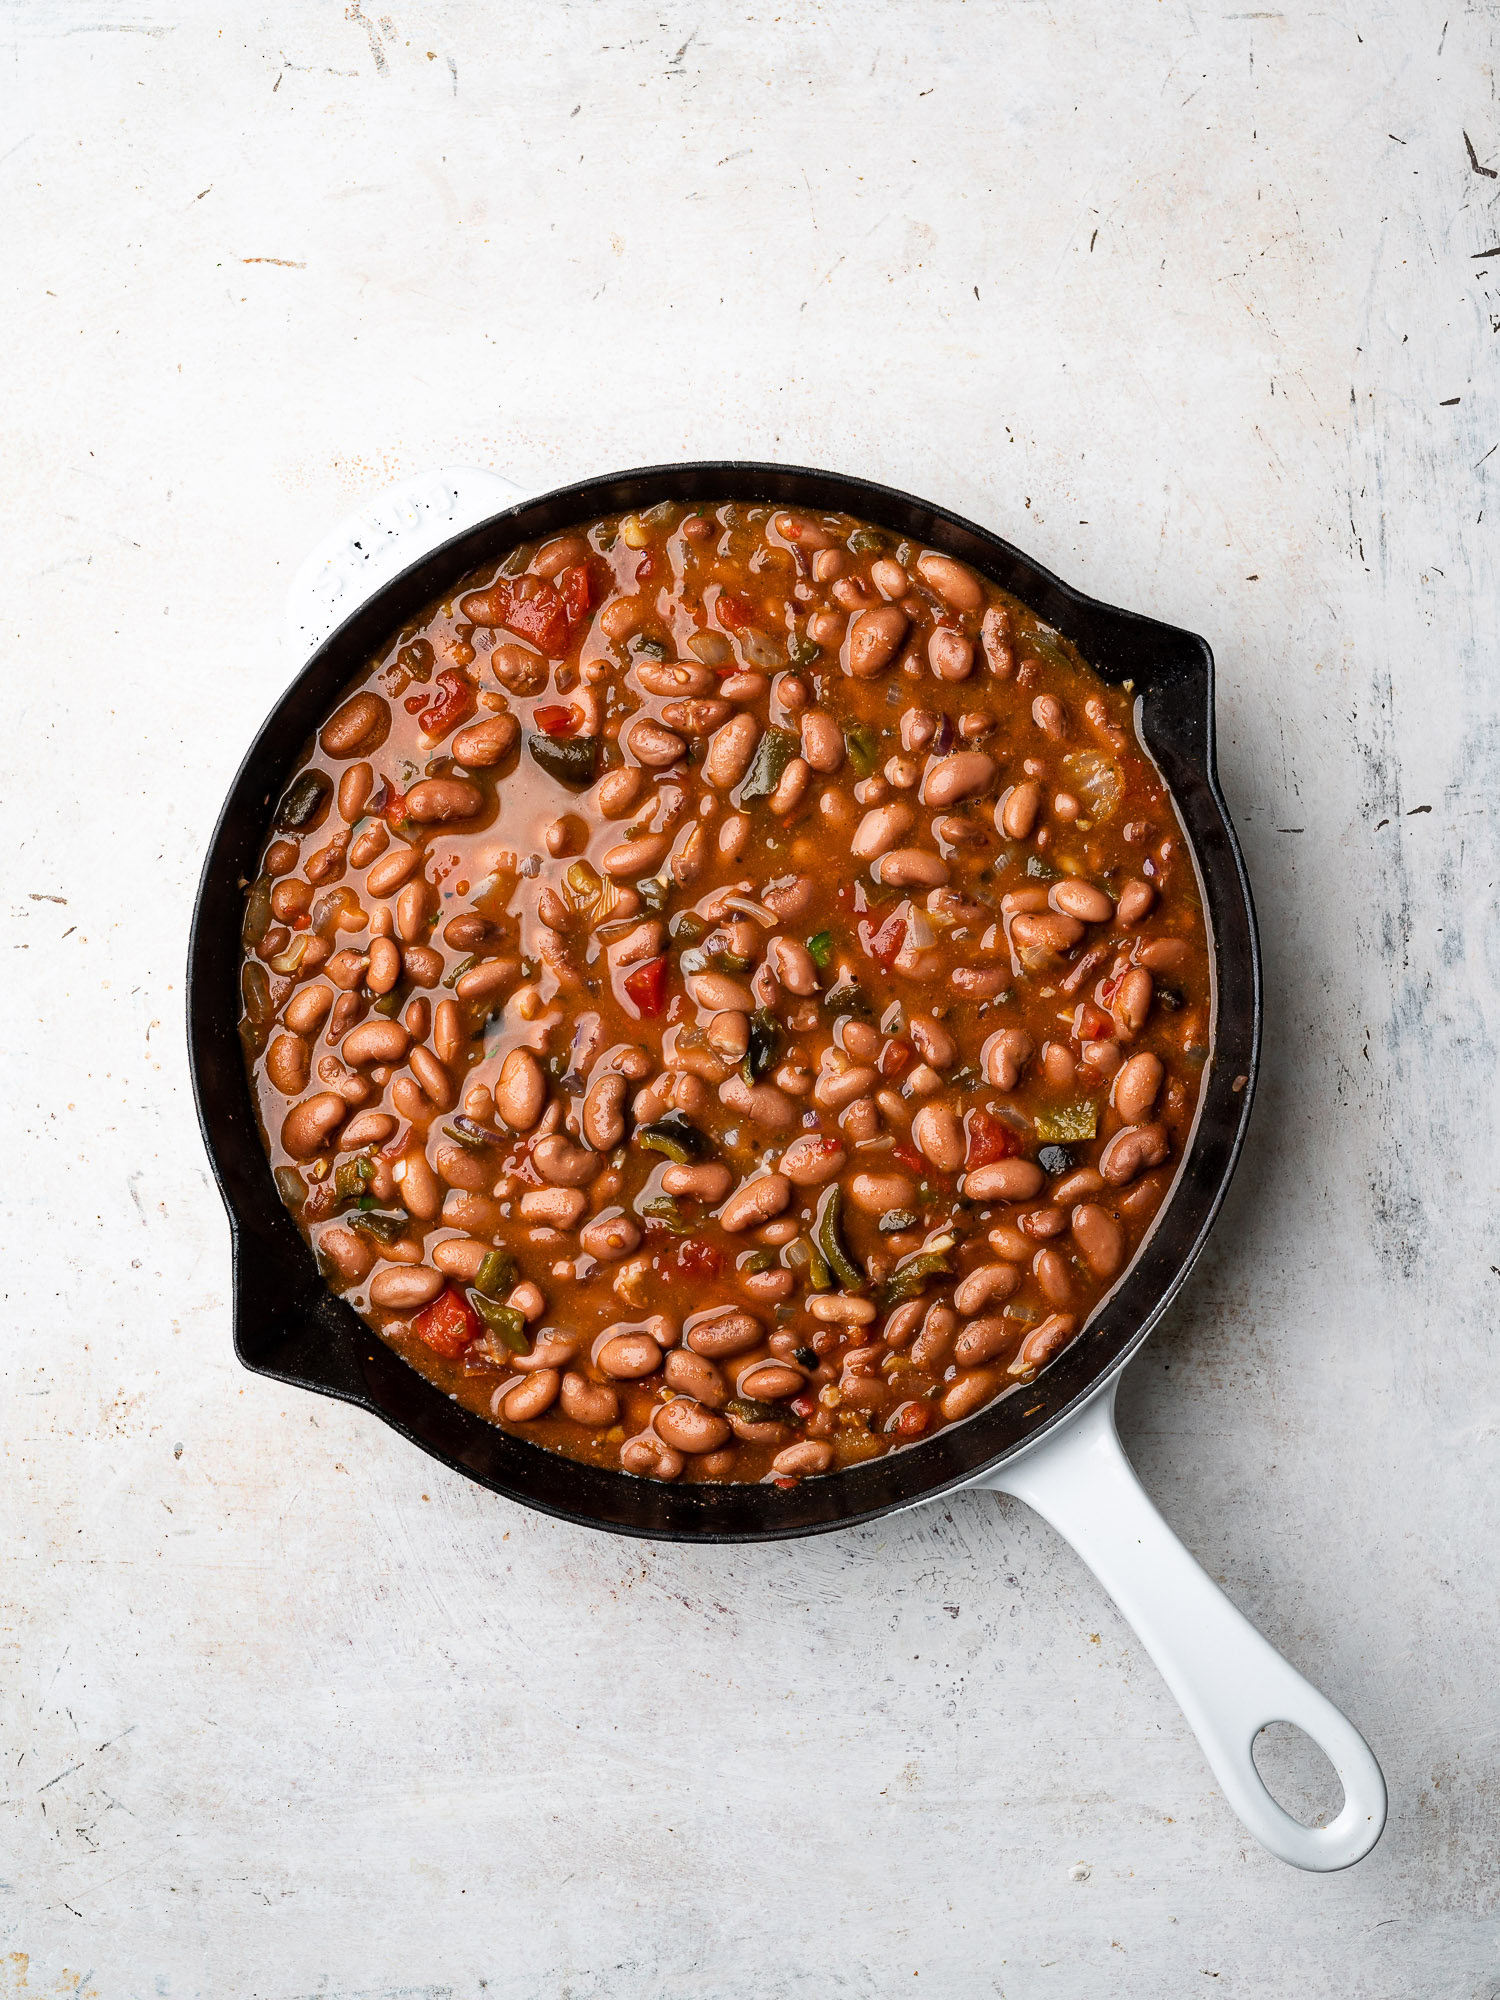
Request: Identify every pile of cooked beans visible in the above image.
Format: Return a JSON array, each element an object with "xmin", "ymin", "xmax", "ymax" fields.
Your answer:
[{"xmin": 240, "ymin": 500, "xmax": 1210, "ymax": 1486}]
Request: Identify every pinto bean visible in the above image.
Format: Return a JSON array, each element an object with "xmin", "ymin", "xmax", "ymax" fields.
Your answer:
[
  {"xmin": 394, "ymin": 878, "xmax": 434, "ymax": 944},
  {"xmin": 779, "ymin": 1135, "xmax": 847, "ymax": 1186},
  {"xmin": 761, "ymin": 875, "xmax": 815, "ymax": 920},
  {"xmin": 921, "ymin": 751, "xmax": 995, "ymax": 807},
  {"xmin": 911, "ymin": 1103, "xmax": 964, "ymax": 1172},
  {"xmin": 620, "ymin": 1435, "xmax": 685, "ymax": 1479},
  {"xmin": 454, "ymin": 958, "xmax": 519, "ymax": 1002},
  {"xmin": 359, "ymin": 935, "xmax": 397, "ymax": 996},
  {"xmin": 1041, "ymin": 1042, "xmax": 1078, "ymax": 1091},
  {"xmin": 340, "ymin": 1110, "xmax": 397, "ymax": 1150},
  {"xmin": 1116, "ymin": 878, "xmax": 1156, "ymax": 926},
  {"xmin": 281, "ymin": 1092, "xmax": 347, "ymax": 1158},
  {"xmin": 335, "ymin": 764, "xmax": 374, "ymax": 824},
  {"xmin": 916, "ymin": 552, "xmax": 984, "ymax": 611},
  {"xmin": 394, "ymin": 1147, "xmax": 442, "ymax": 1221},
  {"xmin": 320, "ymin": 948, "xmax": 367, "ymax": 992},
  {"xmin": 503, "ymin": 1369, "xmax": 561, "ymax": 1420},
  {"xmin": 579, "ymin": 1211, "xmax": 642, "ymax": 1262},
  {"xmin": 1051, "ymin": 879, "xmax": 1113, "ymax": 924},
  {"xmin": 704, "ymin": 712, "xmax": 762, "ymax": 788},
  {"xmin": 849, "ymin": 1170, "xmax": 917, "ymax": 1215},
  {"xmin": 596, "ymin": 766, "xmax": 647, "ymax": 819},
  {"xmin": 982, "ymin": 1028, "xmax": 1034, "ymax": 1090},
  {"xmin": 687, "ymin": 968, "xmax": 755, "ymax": 1014},
  {"xmin": 451, "ymin": 712, "xmax": 519, "ymax": 766},
  {"xmin": 940, "ymin": 1368, "xmax": 1003, "ymax": 1420},
  {"xmin": 1071, "ymin": 1203, "xmax": 1125, "ymax": 1279},
  {"xmin": 911, "ymin": 1304, "xmax": 957, "ymax": 1370},
  {"xmin": 718, "ymin": 1075, "xmax": 797, "ymax": 1130},
  {"xmin": 655, "ymin": 1399, "xmax": 732, "ymax": 1454},
  {"xmin": 406, "ymin": 777, "xmax": 482, "ymax": 822},
  {"xmin": 686, "ymin": 1310, "xmax": 764, "ymax": 1359},
  {"xmin": 598, "ymin": 595, "xmax": 645, "ymax": 642},
  {"xmin": 407, "ymin": 1046, "xmax": 454, "ymax": 1112},
  {"xmin": 1138, "ymin": 937, "xmax": 1192, "ymax": 977},
  {"xmin": 496, "ymin": 1048, "xmax": 547, "ymax": 1131},
  {"xmin": 810, "ymin": 1294, "xmax": 876, "ymax": 1326},
  {"xmin": 801, "ymin": 710, "xmax": 844, "ymax": 772},
  {"xmin": 980, "ymin": 606, "xmax": 1015, "ymax": 676},
  {"xmin": 846, "ymin": 605, "xmax": 909, "ymax": 677},
  {"xmin": 602, "ymin": 832, "xmax": 672, "ymax": 879},
  {"xmin": 283, "ymin": 984, "xmax": 334, "ymax": 1035},
  {"xmin": 812, "ymin": 1063, "xmax": 877, "ymax": 1112},
  {"xmin": 431, "ymin": 1237, "xmax": 490, "ymax": 1280},
  {"xmin": 880, "ymin": 1300, "xmax": 926, "ymax": 1351},
  {"xmin": 1008, "ymin": 1312, "xmax": 1078, "ymax": 1379},
  {"xmin": 519, "ymin": 1187, "xmax": 588, "ymax": 1227},
  {"xmin": 907, "ymin": 1015, "xmax": 956, "ymax": 1069},
  {"xmin": 560, "ymin": 1374, "xmax": 620, "ymax": 1426},
  {"xmin": 1011, "ymin": 912, "xmax": 1085, "ymax": 952},
  {"xmin": 533, "ymin": 1135, "xmax": 600, "ymax": 1186},
  {"xmin": 1032, "ymin": 1246, "xmax": 1072, "ymax": 1306},
  {"xmin": 368, "ymin": 1264, "xmax": 444, "ymax": 1309},
  {"xmin": 343, "ymin": 1019, "xmax": 409, "ymax": 1066},
  {"xmin": 718, "ymin": 812, "xmax": 750, "ymax": 859},
  {"xmin": 429, "ymin": 999, "xmax": 463, "ymax": 1067},
  {"xmin": 582, "ymin": 1071, "xmax": 628, "ymax": 1150},
  {"xmin": 768, "ymin": 936, "xmax": 819, "ymax": 995},
  {"xmin": 954, "ymin": 1264, "xmax": 1022, "ymax": 1315},
  {"xmin": 876, "ymin": 848, "xmax": 950, "ymax": 889},
  {"xmin": 720, "ymin": 1173, "xmax": 792, "ymax": 1232},
  {"xmin": 661, "ymin": 1162, "xmax": 733, "ymax": 1203},
  {"xmin": 1113, "ymin": 1051, "xmax": 1164, "ymax": 1124},
  {"xmin": 365, "ymin": 844, "xmax": 425, "ymax": 896},
  {"xmin": 534, "ymin": 535, "xmax": 589, "ymax": 577},
  {"xmin": 320, "ymin": 692, "xmax": 390, "ymax": 758},
  {"xmin": 511, "ymin": 1332, "xmax": 579, "ymax": 1374},
  {"xmin": 626, "ymin": 717, "xmax": 687, "ymax": 769},
  {"xmin": 597, "ymin": 1330, "xmax": 664, "ymax": 1379},
  {"xmin": 928, "ymin": 629, "xmax": 975, "ymax": 681},
  {"xmin": 1099, "ymin": 1121, "xmax": 1170, "ymax": 1186},
  {"xmin": 998, "ymin": 781, "xmax": 1042, "ymax": 840},
  {"xmin": 953, "ymin": 1315, "xmax": 1011, "ymax": 1367},
  {"xmin": 851, "ymin": 804, "xmax": 913, "ymax": 860},
  {"xmin": 638, "ymin": 661, "xmax": 714, "ymax": 698},
  {"xmin": 663, "ymin": 698, "xmax": 733, "ymax": 738},
  {"xmin": 737, "ymin": 1362, "xmax": 806, "ymax": 1403},
  {"xmin": 964, "ymin": 1158, "xmax": 1045, "ymax": 1202},
  {"xmin": 774, "ymin": 511, "xmax": 835, "ymax": 549},
  {"xmin": 444, "ymin": 1191, "xmax": 507, "ymax": 1236},
  {"xmin": 1112, "ymin": 966, "xmax": 1154, "ymax": 1037},
  {"xmin": 665, "ymin": 1349, "xmax": 728, "ymax": 1407},
  {"xmin": 767, "ymin": 756, "xmax": 812, "ymax": 816},
  {"xmin": 318, "ymin": 1225, "xmax": 375, "ymax": 1284},
  {"xmin": 772, "ymin": 1440, "xmax": 834, "ymax": 1476},
  {"xmin": 266, "ymin": 1032, "xmax": 310, "ymax": 1096}
]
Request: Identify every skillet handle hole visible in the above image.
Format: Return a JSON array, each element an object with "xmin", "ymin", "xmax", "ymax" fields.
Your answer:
[{"xmin": 1251, "ymin": 1720, "xmax": 1345, "ymax": 1829}]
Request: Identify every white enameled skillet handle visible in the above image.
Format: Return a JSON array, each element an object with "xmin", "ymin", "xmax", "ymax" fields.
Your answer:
[
  {"xmin": 979, "ymin": 1380, "xmax": 1387, "ymax": 1870},
  {"xmin": 286, "ymin": 465, "xmax": 535, "ymax": 658}
]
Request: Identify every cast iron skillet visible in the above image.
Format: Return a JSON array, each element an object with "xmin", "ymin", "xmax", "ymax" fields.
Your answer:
[{"xmin": 188, "ymin": 462, "xmax": 1385, "ymax": 1869}]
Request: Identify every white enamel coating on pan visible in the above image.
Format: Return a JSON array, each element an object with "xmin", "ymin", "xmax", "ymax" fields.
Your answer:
[{"xmin": 288, "ymin": 467, "xmax": 1387, "ymax": 1872}]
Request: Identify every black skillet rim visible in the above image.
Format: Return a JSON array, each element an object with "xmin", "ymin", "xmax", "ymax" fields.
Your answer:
[{"xmin": 187, "ymin": 461, "xmax": 1261, "ymax": 1541}]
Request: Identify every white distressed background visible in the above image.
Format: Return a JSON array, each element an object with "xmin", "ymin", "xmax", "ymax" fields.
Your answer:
[{"xmin": 2, "ymin": 3, "xmax": 1497, "ymax": 1995}]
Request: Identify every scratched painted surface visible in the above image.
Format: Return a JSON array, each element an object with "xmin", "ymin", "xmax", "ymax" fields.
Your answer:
[{"xmin": 3, "ymin": 2, "xmax": 1498, "ymax": 1994}]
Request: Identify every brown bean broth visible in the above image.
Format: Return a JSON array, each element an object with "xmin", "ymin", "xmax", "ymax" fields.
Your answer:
[{"xmin": 239, "ymin": 501, "xmax": 1210, "ymax": 1487}]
